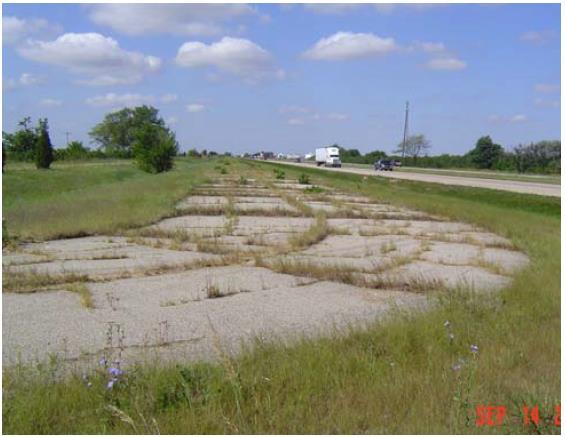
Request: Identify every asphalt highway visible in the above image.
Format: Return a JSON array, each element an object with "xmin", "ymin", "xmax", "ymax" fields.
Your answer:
[{"xmin": 270, "ymin": 161, "xmax": 561, "ymax": 197}]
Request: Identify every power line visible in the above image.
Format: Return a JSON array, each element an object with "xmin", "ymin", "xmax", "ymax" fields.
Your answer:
[{"xmin": 401, "ymin": 101, "xmax": 409, "ymax": 159}]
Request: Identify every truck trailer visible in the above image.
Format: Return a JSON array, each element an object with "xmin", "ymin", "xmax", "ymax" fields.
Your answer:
[{"xmin": 315, "ymin": 147, "xmax": 341, "ymax": 167}]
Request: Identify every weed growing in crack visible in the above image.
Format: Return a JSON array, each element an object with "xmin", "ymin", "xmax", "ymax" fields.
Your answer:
[
  {"xmin": 66, "ymin": 282, "xmax": 94, "ymax": 309},
  {"xmin": 380, "ymin": 241, "xmax": 397, "ymax": 254}
]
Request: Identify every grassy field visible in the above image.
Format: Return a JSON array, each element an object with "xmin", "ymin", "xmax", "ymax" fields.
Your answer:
[
  {"xmin": 2, "ymin": 158, "xmax": 216, "ymax": 241},
  {"xmin": 2, "ymin": 158, "xmax": 560, "ymax": 434},
  {"xmin": 343, "ymin": 162, "xmax": 561, "ymax": 185}
]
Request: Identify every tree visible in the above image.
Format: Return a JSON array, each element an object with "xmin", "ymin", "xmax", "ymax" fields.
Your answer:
[
  {"xmin": 514, "ymin": 140, "xmax": 560, "ymax": 173},
  {"xmin": 89, "ymin": 106, "xmax": 165, "ymax": 157},
  {"xmin": 35, "ymin": 118, "xmax": 54, "ymax": 169},
  {"xmin": 132, "ymin": 123, "xmax": 178, "ymax": 173},
  {"xmin": 468, "ymin": 135, "xmax": 503, "ymax": 169},
  {"xmin": 187, "ymin": 148, "xmax": 201, "ymax": 158},
  {"xmin": 3, "ymin": 117, "xmax": 38, "ymax": 161},
  {"xmin": 363, "ymin": 149, "xmax": 387, "ymax": 164},
  {"xmin": 393, "ymin": 134, "xmax": 431, "ymax": 162},
  {"xmin": 339, "ymin": 147, "xmax": 361, "ymax": 159},
  {"xmin": 56, "ymin": 141, "xmax": 91, "ymax": 161}
]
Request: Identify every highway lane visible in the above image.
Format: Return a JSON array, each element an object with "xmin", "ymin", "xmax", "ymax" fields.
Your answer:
[{"xmin": 268, "ymin": 161, "xmax": 561, "ymax": 197}]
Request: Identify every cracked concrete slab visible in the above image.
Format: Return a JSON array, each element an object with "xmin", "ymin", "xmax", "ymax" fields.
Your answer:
[
  {"xmin": 2, "ymin": 252, "xmax": 51, "ymax": 266},
  {"xmin": 3, "ymin": 177, "xmax": 529, "ymax": 369},
  {"xmin": 5, "ymin": 246, "xmax": 219, "ymax": 279},
  {"xmin": 3, "ymin": 275, "xmax": 428, "ymax": 366},
  {"xmin": 383, "ymin": 260, "xmax": 511, "ymax": 291},
  {"xmin": 233, "ymin": 216, "xmax": 314, "ymax": 234},
  {"xmin": 152, "ymin": 215, "xmax": 227, "ymax": 234},
  {"xmin": 301, "ymin": 235, "xmax": 423, "ymax": 258}
]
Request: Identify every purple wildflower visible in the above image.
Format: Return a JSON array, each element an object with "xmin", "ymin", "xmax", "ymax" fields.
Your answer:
[
  {"xmin": 452, "ymin": 358, "xmax": 466, "ymax": 372},
  {"xmin": 470, "ymin": 344, "xmax": 479, "ymax": 354},
  {"xmin": 99, "ymin": 357, "xmax": 107, "ymax": 366},
  {"xmin": 107, "ymin": 378, "xmax": 118, "ymax": 390},
  {"xmin": 108, "ymin": 367, "xmax": 123, "ymax": 377}
]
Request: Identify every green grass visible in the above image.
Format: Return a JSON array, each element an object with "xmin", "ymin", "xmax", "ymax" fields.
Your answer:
[
  {"xmin": 2, "ymin": 158, "xmax": 216, "ymax": 240},
  {"xmin": 2, "ymin": 158, "xmax": 560, "ymax": 434}
]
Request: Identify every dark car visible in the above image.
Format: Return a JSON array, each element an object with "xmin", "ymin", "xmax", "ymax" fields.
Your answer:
[{"xmin": 374, "ymin": 159, "xmax": 394, "ymax": 171}]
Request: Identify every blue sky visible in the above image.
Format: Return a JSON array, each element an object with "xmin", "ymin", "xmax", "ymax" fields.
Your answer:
[{"xmin": 2, "ymin": 3, "xmax": 561, "ymax": 155}]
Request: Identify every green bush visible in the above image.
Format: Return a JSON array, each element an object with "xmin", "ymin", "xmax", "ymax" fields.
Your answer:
[
  {"xmin": 298, "ymin": 173, "xmax": 310, "ymax": 184},
  {"xmin": 273, "ymin": 168, "xmax": 285, "ymax": 180},
  {"xmin": 132, "ymin": 124, "xmax": 178, "ymax": 173},
  {"xmin": 35, "ymin": 119, "xmax": 54, "ymax": 169},
  {"xmin": 3, "ymin": 117, "xmax": 37, "ymax": 162}
]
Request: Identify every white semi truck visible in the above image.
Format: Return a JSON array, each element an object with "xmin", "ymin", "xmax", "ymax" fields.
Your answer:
[{"xmin": 315, "ymin": 146, "xmax": 341, "ymax": 167}]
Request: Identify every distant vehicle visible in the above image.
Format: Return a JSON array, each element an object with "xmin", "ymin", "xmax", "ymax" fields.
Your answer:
[
  {"xmin": 393, "ymin": 160, "xmax": 402, "ymax": 167},
  {"xmin": 316, "ymin": 147, "xmax": 342, "ymax": 167},
  {"xmin": 375, "ymin": 159, "xmax": 394, "ymax": 171}
]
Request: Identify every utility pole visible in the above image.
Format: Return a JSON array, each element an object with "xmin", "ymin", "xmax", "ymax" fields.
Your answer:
[
  {"xmin": 65, "ymin": 131, "xmax": 71, "ymax": 146},
  {"xmin": 401, "ymin": 101, "xmax": 409, "ymax": 159}
]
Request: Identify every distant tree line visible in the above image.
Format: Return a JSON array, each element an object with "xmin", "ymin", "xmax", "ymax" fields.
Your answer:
[
  {"xmin": 337, "ymin": 134, "xmax": 560, "ymax": 174},
  {"xmin": 3, "ymin": 105, "xmax": 185, "ymax": 173},
  {"xmin": 3, "ymin": 117, "xmax": 54, "ymax": 170},
  {"xmin": 2, "ymin": 105, "xmax": 227, "ymax": 174}
]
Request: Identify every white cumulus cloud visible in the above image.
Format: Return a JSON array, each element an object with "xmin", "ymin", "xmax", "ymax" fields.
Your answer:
[
  {"xmin": 424, "ymin": 57, "xmax": 466, "ymax": 70},
  {"xmin": 303, "ymin": 32, "xmax": 397, "ymax": 61},
  {"xmin": 161, "ymin": 93, "xmax": 179, "ymax": 103},
  {"xmin": 186, "ymin": 103, "xmax": 206, "ymax": 113},
  {"xmin": 88, "ymin": 4, "xmax": 255, "ymax": 37},
  {"xmin": 327, "ymin": 113, "xmax": 349, "ymax": 121},
  {"xmin": 39, "ymin": 98, "xmax": 63, "ymax": 107},
  {"xmin": 18, "ymin": 33, "xmax": 161, "ymax": 86},
  {"xmin": 304, "ymin": 4, "xmax": 363, "ymax": 14},
  {"xmin": 489, "ymin": 114, "xmax": 528, "ymax": 124},
  {"xmin": 375, "ymin": 4, "xmax": 446, "ymax": 14},
  {"xmin": 510, "ymin": 114, "xmax": 528, "ymax": 123},
  {"xmin": 520, "ymin": 30, "xmax": 556, "ymax": 44},
  {"xmin": 287, "ymin": 118, "xmax": 305, "ymax": 125},
  {"xmin": 2, "ymin": 15, "xmax": 62, "ymax": 45},
  {"xmin": 85, "ymin": 93, "xmax": 155, "ymax": 107},
  {"xmin": 415, "ymin": 41, "xmax": 447, "ymax": 54},
  {"xmin": 279, "ymin": 105, "xmax": 312, "ymax": 114},
  {"xmin": 4, "ymin": 72, "xmax": 45, "ymax": 90},
  {"xmin": 175, "ymin": 37, "xmax": 281, "ymax": 83}
]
